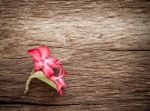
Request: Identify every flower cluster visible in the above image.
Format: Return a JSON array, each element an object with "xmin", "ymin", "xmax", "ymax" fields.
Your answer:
[{"xmin": 28, "ymin": 46, "xmax": 67, "ymax": 95}]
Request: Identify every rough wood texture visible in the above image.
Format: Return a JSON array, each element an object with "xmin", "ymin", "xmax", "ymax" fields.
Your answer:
[{"xmin": 0, "ymin": 0, "xmax": 150, "ymax": 111}]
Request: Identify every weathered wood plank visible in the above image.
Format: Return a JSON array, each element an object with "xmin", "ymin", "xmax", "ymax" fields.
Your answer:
[
  {"xmin": 0, "ymin": 0, "xmax": 150, "ymax": 111},
  {"xmin": 0, "ymin": 0, "xmax": 150, "ymax": 51},
  {"xmin": 0, "ymin": 104, "xmax": 149, "ymax": 111},
  {"xmin": 0, "ymin": 51, "xmax": 150, "ymax": 109}
]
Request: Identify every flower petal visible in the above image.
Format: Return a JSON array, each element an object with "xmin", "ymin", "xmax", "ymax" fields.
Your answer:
[
  {"xmin": 51, "ymin": 76, "xmax": 66, "ymax": 91},
  {"xmin": 59, "ymin": 89, "xmax": 63, "ymax": 96},
  {"xmin": 58, "ymin": 77, "xmax": 66, "ymax": 88},
  {"xmin": 63, "ymin": 69, "xmax": 67, "ymax": 76},
  {"xmin": 38, "ymin": 46, "xmax": 50, "ymax": 59},
  {"xmin": 57, "ymin": 65, "xmax": 67, "ymax": 77},
  {"xmin": 42, "ymin": 64, "xmax": 54, "ymax": 78},
  {"xmin": 46, "ymin": 57, "xmax": 58, "ymax": 68},
  {"xmin": 55, "ymin": 80, "xmax": 64, "ymax": 91},
  {"xmin": 28, "ymin": 48, "xmax": 42, "ymax": 62},
  {"xmin": 34, "ymin": 61, "xmax": 42, "ymax": 71}
]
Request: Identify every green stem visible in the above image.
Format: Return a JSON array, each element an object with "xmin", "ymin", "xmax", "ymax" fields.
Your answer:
[
  {"xmin": 24, "ymin": 76, "xmax": 32, "ymax": 93},
  {"xmin": 24, "ymin": 68, "xmax": 34, "ymax": 94}
]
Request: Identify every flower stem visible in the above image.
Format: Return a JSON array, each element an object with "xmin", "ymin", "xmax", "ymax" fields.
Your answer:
[
  {"xmin": 24, "ymin": 77, "xmax": 31, "ymax": 93},
  {"xmin": 24, "ymin": 68, "xmax": 34, "ymax": 94}
]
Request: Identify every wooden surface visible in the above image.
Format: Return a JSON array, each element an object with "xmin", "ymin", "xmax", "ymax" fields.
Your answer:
[{"xmin": 0, "ymin": 0, "xmax": 150, "ymax": 111}]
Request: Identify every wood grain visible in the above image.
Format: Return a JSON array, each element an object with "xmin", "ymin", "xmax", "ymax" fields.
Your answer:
[
  {"xmin": 0, "ymin": 0, "xmax": 150, "ymax": 111},
  {"xmin": 0, "ymin": 103, "xmax": 149, "ymax": 111}
]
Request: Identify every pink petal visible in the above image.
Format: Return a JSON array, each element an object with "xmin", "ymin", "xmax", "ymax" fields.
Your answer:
[
  {"xmin": 56, "ymin": 80, "xmax": 64, "ymax": 91},
  {"xmin": 51, "ymin": 76, "xmax": 66, "ymax": 90},
  {"xmin": 34, "ymin": 61, "xmax": 42, "ymax": 71},
  {"xmin": 38, "ymin": 46, "xmax": 50, "ymax": 59},
  {"xmin": 58, "ymin": 77, "xmax": 66, "ymax": 88},
  {"xmin": 58, "ymin": 65, "xmax": 63, "ymax": 76},
  {"xmin": 46, "ymin": 57, "xmax": 58, "ymax": 68},
  {"xmin": 42, "ymin": 64, "xmax": 54, "ymax": 78},
  {"xmin": 28, "ymin": 48, "xmax": 42, "ymax": 62},
  {"xmin": 63, "ymin": 69, "xmax": 67, "ymax": 76},
  {"xmin": 59, "ymin": 89, "xmax": 63, "ymax": 96},
  {"xmin": 57, "ymin": 65, "xmax": 67, "ymax": 77}
]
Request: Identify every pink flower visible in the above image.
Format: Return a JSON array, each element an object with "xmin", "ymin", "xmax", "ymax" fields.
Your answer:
[
  {"xmin": 51, "ymin": 65, "xmax": 67, "ymax": 95},
  {"xmin": 28, "ymin": 45, "xmax": 67, "ymax": 95},
  {"xmin": 28, "ymin": 46, "xmax": 54, "ymax": 78}
]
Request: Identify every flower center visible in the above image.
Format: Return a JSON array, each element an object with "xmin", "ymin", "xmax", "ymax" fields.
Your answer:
[
  {"xmin": 53, "ymin": 68, "xmax": 60, "ymax": 76},
  {"xmin": 41, "ymin": 59, "xmax": 45, "ymax": 65}
]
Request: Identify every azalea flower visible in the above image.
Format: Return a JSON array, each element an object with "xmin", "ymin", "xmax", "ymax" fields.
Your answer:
[{"xmin": 27, "ymin": 45, "xmax": 67, "ymax": 95}]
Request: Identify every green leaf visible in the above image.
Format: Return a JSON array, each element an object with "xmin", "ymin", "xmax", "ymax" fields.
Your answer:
[{"xmin": 24, "ymin": 71, "xmax": 57, "ymax": 93}]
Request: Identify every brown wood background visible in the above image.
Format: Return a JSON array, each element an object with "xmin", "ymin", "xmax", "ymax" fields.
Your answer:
[{"xmin": 0, "ymin": 0, "xmax": 150, "ymax": 111}]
